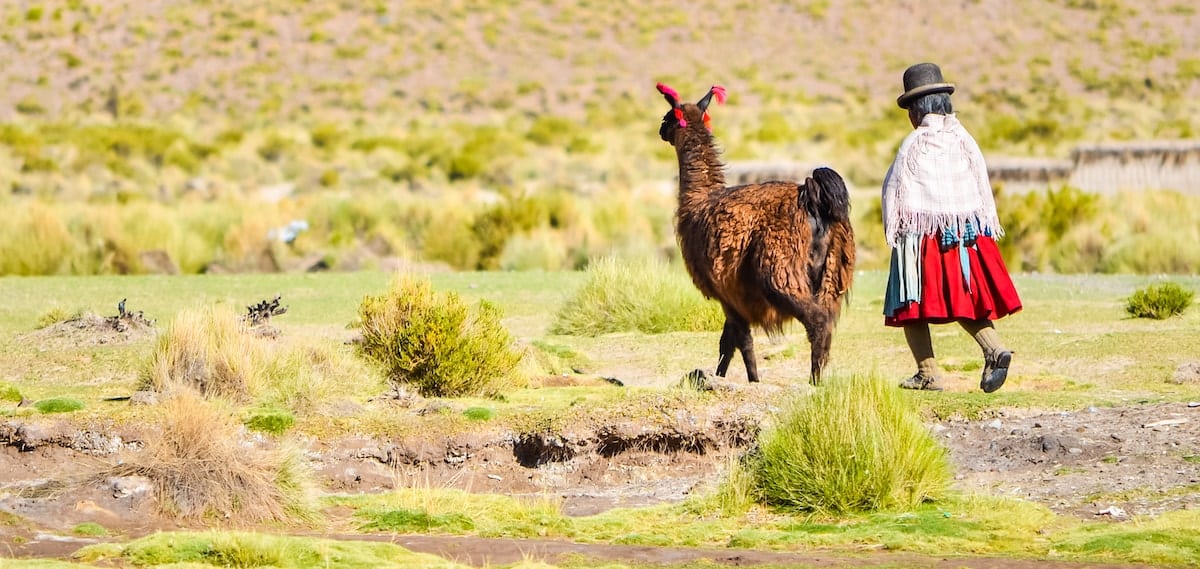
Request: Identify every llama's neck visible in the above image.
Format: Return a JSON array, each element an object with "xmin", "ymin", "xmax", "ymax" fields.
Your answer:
[{"xmin": 675, "ymin": 129, "xmax": 726, "ymax": 211}]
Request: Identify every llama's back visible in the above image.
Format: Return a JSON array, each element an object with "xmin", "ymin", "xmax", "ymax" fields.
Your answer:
[{"xmin": 677, "ymin": 180, "xmax": 821, "ymax": 331}]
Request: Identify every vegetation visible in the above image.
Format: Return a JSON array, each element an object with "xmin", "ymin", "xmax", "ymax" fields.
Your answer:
[
  {"xmin": 355, "ymin": 275, "xmax": 524, "ymax": 397},
  {"xmin": 33, "ymin": 397, "xmax": 84, "ymax": 414},
  {"xmin": 105, "ymin": 391, "xmax": 315, "ymax": 523},
  {"xmin": 1125, "ymin": 281, "xmax": 1195, "ymax": 319},
  {"xmin": 551, "ymin": 257, "xmax": 724, "ymax": 336},
  {"xmin": 141, "ymin": 305, "xmax": 265, "ymax": 399},
  {"xmin": 0, "ymin": 271, "xmax": 1198, "ymax": 566},
  {"xmin": 739, "ymin": 374, "xmax": 952, "ymax": 513}
]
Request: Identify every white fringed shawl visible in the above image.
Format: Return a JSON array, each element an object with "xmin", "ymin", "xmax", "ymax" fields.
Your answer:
[{"xmin": 881, "ymin": 113, "xmax": 1002, "ymax": 248}]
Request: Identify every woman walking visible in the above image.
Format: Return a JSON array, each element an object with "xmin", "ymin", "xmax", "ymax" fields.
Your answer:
[{"xmin": 882, "ymin": 62, "xmax": 1023, "ymax": 392}]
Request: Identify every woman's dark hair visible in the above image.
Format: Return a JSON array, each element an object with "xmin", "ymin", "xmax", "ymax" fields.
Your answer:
[{"xmin": 910, "ymin": 92, "xmax": 953, "ymax": 117}]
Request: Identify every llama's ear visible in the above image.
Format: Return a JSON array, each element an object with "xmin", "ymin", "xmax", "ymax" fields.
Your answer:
[
  {"xmin": 656, "ymin": 82, "xmax": 681, "ymax": 107},
  {"xmin": 698, "ymin": 85, "xmax": 727, "ymax": 112}
]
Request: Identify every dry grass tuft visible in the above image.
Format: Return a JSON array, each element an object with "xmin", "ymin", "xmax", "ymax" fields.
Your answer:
[
  {"xmin": 108, "ymin": 390, "xmax": 314, "ymax": 523},
  {"xmin": 142, "ymin": 305, "xmax": 265, "ymax": 400}
]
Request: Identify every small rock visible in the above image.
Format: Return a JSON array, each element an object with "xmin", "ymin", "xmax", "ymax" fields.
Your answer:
[
  {"xmin": 109, "ymin": 476, "xmax": 153, "ymax": 499},
  {"xmin": 1096, "ymin": 505, "xmax": 1127, "ymax": 519},
  {"xmin": 487, "ymin": 474, "xmax": 502, "ymax": 481},
  {"xmin": 1111, "ymin": 434, "xmax": 1123, "ymax": 442},
  {"xmin": 129, "ymin": 390, "xmax": 159, "ymax": 406},
  {"xmin": 1170, "ymin": 362, "xmax": 1200, "ymax": 385},
  {"xmin": 985, "ymin": 419, "xmax": 1003, "ymax": 430},
  {"xmin": 1067, "ymin": 447, "xmax": 1083, "ymax": 455},
  {"xmin": 1188, "ymin": 402, "xmax": 1200, "ymax": 408}
]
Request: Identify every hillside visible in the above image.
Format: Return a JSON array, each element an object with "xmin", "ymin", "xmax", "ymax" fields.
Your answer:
[{"xmin": 0, "ymin": 0, "xmax": 1198, "ymax": 276}]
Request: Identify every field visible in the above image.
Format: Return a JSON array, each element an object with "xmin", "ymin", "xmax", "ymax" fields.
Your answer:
[
  {"xmin": 2, "ymin": 0, "xmax": 1200, "ymax": 567},
  {"xmin": 1, "ymin": 269, "xmax": 1199, "ymax": 567}
]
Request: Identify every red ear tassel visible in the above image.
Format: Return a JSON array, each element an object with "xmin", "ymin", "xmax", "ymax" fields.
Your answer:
[
  {"xmin": 656, "ymin": 82, "xmax": 681, "ymax": 102},
  {"xmin": 710, "ymin": 85, "xmax": 727, "ymax": 104}
]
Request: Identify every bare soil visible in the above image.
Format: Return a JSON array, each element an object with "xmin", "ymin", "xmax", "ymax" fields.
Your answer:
[{"xmin": 2, "ymin": 389, "xmax": 1198, "ymax": 567}]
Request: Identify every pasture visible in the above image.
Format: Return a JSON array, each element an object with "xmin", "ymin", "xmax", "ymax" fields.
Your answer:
[{"xmin": 1, "ymin": 268, "xmax": 1199, "ymax": 567}]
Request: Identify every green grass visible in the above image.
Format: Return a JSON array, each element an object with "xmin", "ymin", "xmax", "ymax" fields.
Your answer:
[
  {"xmin": 33, "ymin": 397, "xmax": 84, "ymax": 414},
  {"xmin": 75, "ymin": 531, "xmax": 471, "ymax": 568},
  {"xmin": 550, "ymin": 257, "xmax": 724, "ymax": 336},
  {"xmin": 742, "ymin": 374, "xmax": 952, "ymax": 513}
]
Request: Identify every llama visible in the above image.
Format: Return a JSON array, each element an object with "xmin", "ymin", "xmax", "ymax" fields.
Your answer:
[{"xmin": 657, "ymin": 82, "xmax": 855, "ymax": 385}]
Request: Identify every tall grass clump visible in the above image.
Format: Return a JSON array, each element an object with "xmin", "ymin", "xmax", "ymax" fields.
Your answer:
[
  {"xmin": 742, "ymin": 374, "xmax": 952, "ymax": 513},
  {"xmin": 260, "ymin": 344, "xmax": 383, "ymax": 414},
  {"xmin": 1125, "ymin": 282, "xmax": 1194, "ymax": 319},
  {"xmin": 550, "ymin": 257, "xmax": 724, "ymax": 336},
  {"xmin": 105, "ymin": 391, "xmax": 315, "ymax": 523},
  {"xmin": 141, "ymin": 305, "xmax": 265, "ymax": 400},
  {"xmin": 355, "ymin": 275, "xmax": 523, "ymax": 398}
]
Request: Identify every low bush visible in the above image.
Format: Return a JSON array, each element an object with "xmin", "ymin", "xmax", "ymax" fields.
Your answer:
[
  {"xmin": 741, "ymin": 374, "xmax": 952, "ymax": 513},
  {"xmin": 354, "ymin": 276, "xmax": 523, "ymax": 397},
  {"xmin": 1125, "ymin": 282, "xmax": 1194, "ymax": 319},
  {"xmin": 551, "ymin": 257, "xmax": 723, "ymax": 336}
]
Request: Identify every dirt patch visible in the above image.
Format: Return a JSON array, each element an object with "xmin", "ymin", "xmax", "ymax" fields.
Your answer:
[
  {"xmin": 16, "ymin": 306, "xmax": 157, "ymax": 350},
  {"xmin": 1, "ymin": 399, "xmax": 1198, "ymax": 566}
]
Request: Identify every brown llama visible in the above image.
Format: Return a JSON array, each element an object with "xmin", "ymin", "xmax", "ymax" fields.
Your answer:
[{"xmin": 657, "ymin": 82, "xmax": 855, "ymax": 385}]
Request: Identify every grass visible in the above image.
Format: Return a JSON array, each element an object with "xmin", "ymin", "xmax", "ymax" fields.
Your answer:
[
  {"xmin": 2, "ymin": 270, "xmax": 1200, "ymax": 566},
  {"xmin": 550, "ymin": 257, "xmax": 724, "ymax": 336},
  {"xmin": 104, "ymin": 390, "xmax": 316, "ymax": 523},
  {"xmin": 743, "ymin": 374, "xmax": 952, "ymax": 513}
]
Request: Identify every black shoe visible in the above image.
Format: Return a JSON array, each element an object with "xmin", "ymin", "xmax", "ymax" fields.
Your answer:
[
  {"xmin": 981, "ymin": 350, "xmax": 1012, "ymax": 393},
  {"xmin": 900, "ymin": 373, "xmax": 942, "ymax": 391}
]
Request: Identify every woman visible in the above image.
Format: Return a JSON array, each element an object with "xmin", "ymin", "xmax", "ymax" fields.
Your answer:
[{"xmin": 882, "ymin": 62, "xmax": 1023, "ymax": 392}]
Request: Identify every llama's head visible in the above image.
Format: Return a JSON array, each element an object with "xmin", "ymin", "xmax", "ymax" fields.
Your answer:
[{"xmin": 657, "ymin": 83, "xmax": 726, "ymax": 145}]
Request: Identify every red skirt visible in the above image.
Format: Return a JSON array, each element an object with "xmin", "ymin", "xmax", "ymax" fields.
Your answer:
[{"xmin": 885, "ymin": 235, "xmax": 1022, "ymax": 327}]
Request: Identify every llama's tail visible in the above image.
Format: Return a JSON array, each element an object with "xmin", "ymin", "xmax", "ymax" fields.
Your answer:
[
  {"xmin": 803, "ymin": 167, "xmax": 856, "ymax": 315},
  {"xmin": 806, "ymin": 167, "xmax": 851, "ymax": 223}
]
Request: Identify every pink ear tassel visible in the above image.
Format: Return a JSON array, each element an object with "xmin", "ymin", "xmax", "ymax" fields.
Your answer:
[
  {"xmin": 656, "ymin": 82, "xmax": 681, "ymax": 102},
  {"xmin": 710, "ymin": 85, "xmax": 727, "ymax": 104}
]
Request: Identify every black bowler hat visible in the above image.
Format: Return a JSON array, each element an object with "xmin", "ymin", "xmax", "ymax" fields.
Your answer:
[{"xmin": 897, "ymin": 62, "xmax": 955, "ymax": 109}]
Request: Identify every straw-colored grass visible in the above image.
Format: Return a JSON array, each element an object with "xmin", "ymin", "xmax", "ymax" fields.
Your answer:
[
  {"xmin": 141, "ymin": 305, "xmax": 266, "ymax": 400},
  {"xmin": 105, "ymin": 390, "xmax": 316, "ymax": 523}
]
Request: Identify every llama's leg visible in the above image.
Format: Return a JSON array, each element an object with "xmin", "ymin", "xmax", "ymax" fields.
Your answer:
[
  {"xmin": 734, "ymin": 319, "xmax": 759, "ymax": 383},
  {"xmin": 762, "ymin": 285, "xmax": 830, "ymax": 383},
  {"xmin": 805, "ymin": 316, "xmax": 833, "ymax": 385},
  {"xmin": 717, "ymin": 312, "xmax": 758, "ymax": 382},
  {"xmin": 715, "ymin": 320, "xmax": 736, "ymax": 377}
]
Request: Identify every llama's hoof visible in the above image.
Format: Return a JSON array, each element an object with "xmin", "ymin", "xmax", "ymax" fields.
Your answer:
[{"xmin": 981, "ymin": 350, "xmax": 1012, "ymax": 393}]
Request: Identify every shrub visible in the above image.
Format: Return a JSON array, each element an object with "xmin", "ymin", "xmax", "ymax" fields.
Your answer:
[
  {"xmin": 105, "ymin": 391, "xmax": 315, "ymax": 522},
  {"xmin": 141, "ymin": 306, "xmax": 265, "ymax": 400},
  {"xmin": 551, "ymin": 257, "xmax": 724, "ymax": 336},
  {"xmin": 354, "ymin": 276, "xmax": 523, "ymax": 397},
  {"xmin": 742, "ymin": 374, "xmax": 952, "ymax": 513},
  {"xmin": 1125, "ymin": 282, "xmax": 1194, "ymax": 319}
]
